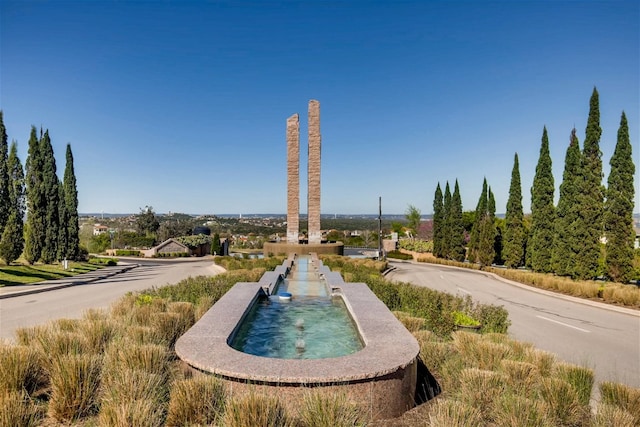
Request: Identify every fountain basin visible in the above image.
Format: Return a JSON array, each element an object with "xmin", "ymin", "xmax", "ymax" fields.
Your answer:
[{"xmin": 175, "ymin": 256, "xmax": 420, "ymax": 420}]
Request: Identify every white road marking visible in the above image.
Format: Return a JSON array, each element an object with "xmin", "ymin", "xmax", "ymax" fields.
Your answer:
[
  {"xmin": 536, "ymin": 315, "xmax": 591, "ymax": 333},
  {"xmin": 457, "ymin": 288, "xmax": 471, "ymax": 295}
]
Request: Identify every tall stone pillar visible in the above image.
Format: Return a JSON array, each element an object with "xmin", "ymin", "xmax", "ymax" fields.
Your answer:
[
  {"xmin": 307, "ymin": 100, "xmax": 322, "ymax": 244},
  {"xmin": 286, "ymin": 114, "xmax": 300, "ymax": 243}
]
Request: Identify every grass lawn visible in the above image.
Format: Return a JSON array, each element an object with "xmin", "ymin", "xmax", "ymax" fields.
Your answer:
[{"xmin": 0, "ymin": 262, "xmax": 104, "ymax": 286}]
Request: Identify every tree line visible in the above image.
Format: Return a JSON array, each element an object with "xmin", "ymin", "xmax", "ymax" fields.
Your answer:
[
  {"xmin": 432, "ymin": 88, "xmax": 636, "ymax": 283},
  {"xmin": 0, "ymin": 111, "xmax": 80, "ymax": 264}
]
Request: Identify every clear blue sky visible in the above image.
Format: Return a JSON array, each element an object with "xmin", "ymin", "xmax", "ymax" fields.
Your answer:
[{"xmin": 1, "ymin": 1, "xmax": 638, "ymax": 216}]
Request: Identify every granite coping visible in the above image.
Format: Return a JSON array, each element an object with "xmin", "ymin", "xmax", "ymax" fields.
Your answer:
[{"xmin": 175, "ymin": 258, "xmax": 419, "ymax": 385}]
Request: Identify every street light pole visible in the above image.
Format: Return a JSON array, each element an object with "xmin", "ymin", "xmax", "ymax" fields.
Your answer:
[{"xmin": 378, "ymin": 196, "xmax": 383, "ymax": 260}]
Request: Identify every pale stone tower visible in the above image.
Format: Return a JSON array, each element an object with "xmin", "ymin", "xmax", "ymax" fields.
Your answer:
[
  {"xmin": 307, "ymin": 100, "xmax": 322, "ymax": 244},
  {"xmin": 286, "ymin": 114, "xmax": 300, "ymax": 243}
]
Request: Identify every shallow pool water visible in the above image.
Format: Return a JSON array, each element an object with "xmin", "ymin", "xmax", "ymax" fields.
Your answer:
[{"xmin": 229, "ymin": 257, "xmax": 363, "ymax": 359}]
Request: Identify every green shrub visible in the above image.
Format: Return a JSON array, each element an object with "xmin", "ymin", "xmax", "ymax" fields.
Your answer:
[
  {"xmin": 386, "ymin": 250, "xmax": 413, "ymax": 260},
  {"xmin": 115, "ymin": 249, "xmax": 141, "ymax": 257},
  {"xmin": 399, "ymin": 239, "xmax": 433, "ymax": 253},
  {"xmin": 452, "ymin": 310, "xmax": 480, "ymax": 327}
]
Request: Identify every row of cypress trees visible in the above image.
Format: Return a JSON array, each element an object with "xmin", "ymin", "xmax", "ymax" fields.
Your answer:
[
  {"xmin": 0, "ymin": 111, "xmax": 80, "ymax": 264},
  {"xmin": 432, "ymin": 88, "xmax": 635, "ymax": 283}
]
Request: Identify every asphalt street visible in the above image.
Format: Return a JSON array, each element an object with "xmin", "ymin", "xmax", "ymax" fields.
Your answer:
[{"xmin": 386, "ymin": 260, "xmax": 640, "ymax": 391}]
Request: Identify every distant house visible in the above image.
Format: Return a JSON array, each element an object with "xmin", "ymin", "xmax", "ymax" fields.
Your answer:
[
  {"xmin": 93, "ymin": 224, "xmax": 108, "ymax": 236},
  {"xmin": 151, "ymin": 239, "xmax": 190, "ymax": 257}
]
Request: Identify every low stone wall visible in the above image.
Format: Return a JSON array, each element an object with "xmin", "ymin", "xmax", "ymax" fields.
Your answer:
[{"xmin": 263, "ymin": 241, "xmax": 344, "ymax": 256}]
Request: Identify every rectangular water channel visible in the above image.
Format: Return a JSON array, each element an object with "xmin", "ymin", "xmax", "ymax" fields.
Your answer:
[{"xmin": 230, "ymin": 256, "xmax": 364, "ymax": 359}]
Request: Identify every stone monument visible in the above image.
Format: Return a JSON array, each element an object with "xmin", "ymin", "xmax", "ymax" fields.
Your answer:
[
  {"xmin": 307, "ymin": 100, "xmax": 322, "ymax": 244},
  {"xmin": 286, "ymin": 113, "xmax": 300, "ymax": 244},
  {"xmin": 263, "ymin": 100, "xmax": 343, "ymax": 256}
]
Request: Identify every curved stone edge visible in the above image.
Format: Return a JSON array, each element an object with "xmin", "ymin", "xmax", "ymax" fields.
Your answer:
[{"xmin": 175, "ymin": 263, "xmax": 419, "ymax": 385}]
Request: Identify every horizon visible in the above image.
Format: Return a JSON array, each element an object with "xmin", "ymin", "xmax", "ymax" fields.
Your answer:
[{"xmin": 2, "ymin": 1, "xmax": 638, "ymax": 215}]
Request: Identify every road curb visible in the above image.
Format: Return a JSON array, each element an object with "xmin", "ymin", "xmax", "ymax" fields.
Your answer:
[
  {"xmin": 387, "ymin": 259, "xmax": 640, "ymax": 318},
  {"xmin": 0, "ymin": 264, "xmax": 140, "ymax": 300}
]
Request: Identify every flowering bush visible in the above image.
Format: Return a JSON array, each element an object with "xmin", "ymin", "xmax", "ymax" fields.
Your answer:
[{"xmin": 399, "ymin": 239, "xmax": 433, "ymax": 253}]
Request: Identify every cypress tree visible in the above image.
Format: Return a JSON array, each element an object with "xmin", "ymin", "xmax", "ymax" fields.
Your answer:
[
  {"xmin": 0, "ymin": 111, "xmax": 9, "ymax": 232},
  {"xmin": 477, "ymin": 186, "xmax": 496, "ymax": 267},
  {"xmin": 575, "ymin": 88, "xmax": 604, "ymax": 279},
  {"xmin": 40, "ymin": 130, "xmax": 59, "ymax": 263},
  {"xmin": 63, "ymin": 144, "xmax": 80, "ymax": 260},
  {"xmin": 450, "ymin": 179, "xmax": 466, "ymax": 261},
  {"xmin": 552, "ymin": 129, "xmax": 582, "ymax": 277},
  {"xmin": 24, "ymin": 126, "xmax": 45, "ymax": 264},
  {"xmin": 442, "ymin": 182, "xmax": 452, "ymax": 259},
  {"xmin": 57, "ymin": 181, "xmax": 68, "ymax": 261},
  {"xmin": 469, "ymin": 178, "xmax": 488, "ymax": 263},
  {"xmin": 432, "ymin": 183, "xmax": 444, "ymax": 258},
  {"xmin": 211, "ymin": 232, "xmax": 222, "ymax": 255},
  {"xmin": 604, "ymin": 112, "xmax": 635, "ymax": 282},
  {"xmin": 529, "ymin": 127, "xmax": 555, "ymax": 273},
  {"xmin": 504, "ymin": 153, "xmax": 525, "ymax": 268},
  {"xmin": 0, "ymin": 141, "xmax": 25, "ymax": 264}
]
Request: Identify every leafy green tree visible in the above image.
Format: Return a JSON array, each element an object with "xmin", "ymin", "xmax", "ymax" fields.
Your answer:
[
  {"xmin": 442, "ymin": 182, "xmax": 452, "ymax": 258},
  {"xmin": 24, "ymin": 127, "xmax": 45, "ymax": 264},
  {"xmin": 504, "ymin": 153, "xmax": 525, "ymax": 268},
  {"xmin": 136, "ymin": 206, "xmax": 160, "ymax": 238},
  {"xmin": 63, "ymin": 144, "xmax": 80, "ymax": 260},
  {"xmin": 405, "ymin": 204, "xmax": 421, "ymax": 238},
  {"xmin": 552, "ymin": 129, "xmax": 582, "ymax": 277},
  {"xmin": 0, "ymin": 111, "xmax": 9, "ymax": 232},
  {"xmin": 0, "ymin": 141, "xmax": 25, "ymax": 263},
  {"xmin": 574, "ymin": 88, "xmax": 605, "ymax": 279},
  {"xmin": 604, "ymin": 112, "xmax": 635, "ymax": 282},
  {"xmin": 469, "ymin": 178, "xmax": 488, "ymax": 263},
  {"xmin": 40, "ymin": 130, "xmax": 59, "ymax": 263},
  {"xmin": 528, "ymin": 127, "xmax": 555, "ymax": 272},
  {"xmin": 432, "ymin": 183, "xmax": 444, "ymax": 258},
  {"xmin": 449, "ymin": 179, "xmax": 466, "ymax": 261}
]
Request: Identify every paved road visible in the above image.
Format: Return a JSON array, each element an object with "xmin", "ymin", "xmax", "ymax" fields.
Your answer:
[
  {"xmin": 0, "ymin": 259, "xmax": 222, "ymax": 341},
  {"xmin": 386, "ymin": 260, "xmax": 640, "ymax": 390}
]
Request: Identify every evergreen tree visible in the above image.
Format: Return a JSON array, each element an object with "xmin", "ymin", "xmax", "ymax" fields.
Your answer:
[
  {"xmin": 552, "ymin": 129, "xmax": 582, "ymax": 277},
  {"xmin": 57, "ymin": 181, "xmax": 68, "ymax": 261},
  {"xmin": 469, "ymin": 178, "xmax": 488, "ymax": 263},
  {"xmin": 504, "ymin": 153, "xmax": 525, "ymax": 268},
  {"xmin": 211, "ymin": 232, "xmax": 222, "ymax": 255},
  {"xmin": 604, "ymin": 112, "xmax": 635, "ymax": 282},
  {"xmin": 574, "ymin": 88, "xmax": 605, "ymax": 279},
  {"xmin": 40, "ymin": 130, "xmax": 59, "ymax": 263},
  {"xmin": 63, "ymin": 144, "xmax": 80, "ymax": 259},
  {"xmin": 0, "ymin": 141, "xmax": 25, "ymax": 263},
  {"xmin": 432, "ymin": 183, "xmax": 444, "ymax": 258},
  {"xmin": 442, "ymin": 182, "xmax": 452, "ymax": 259},
  {"xmin": 24, "ymin": 127, "xmax": 45, "ymax": 264},
  {"xmin": 528, "ymin": 127, "xmax": 555, "ymax": 272},
  {"xmin": 477, "ymin": 186, "xmax": 496, "ymax": 267},
  {"xmin": 449, "ymin": 179, "xmax": 466, "ymax": 261},
  {"xmin": 0, "ymin": 111, "xmax": 9, "ymax": 232}
]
